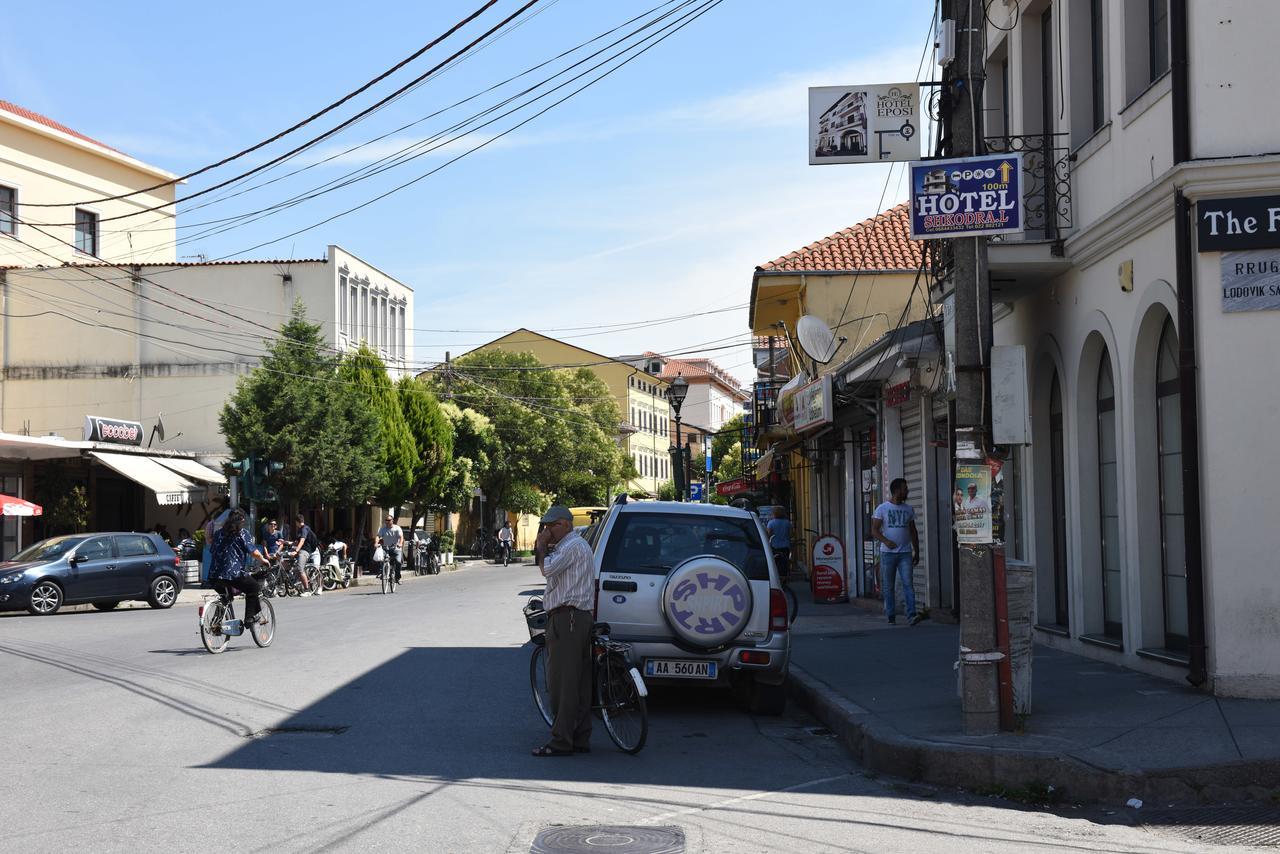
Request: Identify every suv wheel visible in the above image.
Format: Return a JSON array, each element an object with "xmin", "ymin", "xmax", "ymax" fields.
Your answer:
[
  {"xmin": 662, "ymin": 556, "xmax": 753, "ymax": 650},
  {"xmin": 746, "ymin": 677, "xmax": 787, "ymax": 716}
]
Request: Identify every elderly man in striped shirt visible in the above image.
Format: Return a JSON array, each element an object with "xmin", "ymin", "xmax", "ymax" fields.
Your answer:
[{"xmin": 532, "ymin": 505, "xmax": 596, "ymax": 757}]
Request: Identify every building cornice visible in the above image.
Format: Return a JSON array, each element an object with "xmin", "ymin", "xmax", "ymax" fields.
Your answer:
[{"xmin": 1066, "ymin": 153, "xmax": 1280, "ymax": 269}]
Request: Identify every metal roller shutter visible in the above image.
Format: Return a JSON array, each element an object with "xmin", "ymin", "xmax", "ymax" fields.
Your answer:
[{"xmin": 899, "ymin": 396, "xmax": 929, "ymax": 599}]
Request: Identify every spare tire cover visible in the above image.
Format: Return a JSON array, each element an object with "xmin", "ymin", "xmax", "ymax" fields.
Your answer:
[{"xmin": 662, "ymin": 556, "xmax": 754, "ymax": 648}]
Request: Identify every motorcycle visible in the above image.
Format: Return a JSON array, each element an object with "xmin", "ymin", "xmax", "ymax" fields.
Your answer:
[
  {"xmin": 321, "ymin": 546, "xmax": 353, "ymax": 591},
  {"xmin": 414, "ymin": 534, "xmax": 441, "ymax": 575}
]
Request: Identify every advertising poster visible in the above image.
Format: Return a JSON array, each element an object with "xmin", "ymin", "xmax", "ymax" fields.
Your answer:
[
  {"xmin": 908, "ymin": 153, "xmax": 1024, "ymax": 240},
  {"xmin": 808, "ymin": 83, "xmax": 921, "ymax": 165},
  {"xmin": 811, "ymin": 534, "xmax": 847, "ymax": 603},
  {"xmin": 954, "ymin": 462, "xmax": 992, "ymax": 544}
]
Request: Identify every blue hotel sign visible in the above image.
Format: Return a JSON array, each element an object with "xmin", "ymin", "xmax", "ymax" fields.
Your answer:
[{"xmin": 908, "ymin": 153, "xmax": 1025, "ymax": 240}]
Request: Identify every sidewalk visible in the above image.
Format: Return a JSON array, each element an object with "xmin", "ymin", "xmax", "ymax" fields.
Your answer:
[{"xmin": 786, "ymin": 587, "xmax": 1280, "ymax": 804}]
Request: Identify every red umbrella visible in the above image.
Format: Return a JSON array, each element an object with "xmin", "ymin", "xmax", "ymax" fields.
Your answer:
[{"xmin": 0, "ymin": 494, "xmax": 41, "ymax": 517}]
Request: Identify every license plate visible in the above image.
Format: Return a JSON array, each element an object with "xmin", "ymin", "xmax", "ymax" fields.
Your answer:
[{"xmin": 645, "ymin": 659, "xmax": 717, "ymax": 679}]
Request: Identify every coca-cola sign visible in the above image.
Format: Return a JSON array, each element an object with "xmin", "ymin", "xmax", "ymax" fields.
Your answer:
[{"xmin": 84, "ymin": 416, "xmax": 144, "ymax": 446}]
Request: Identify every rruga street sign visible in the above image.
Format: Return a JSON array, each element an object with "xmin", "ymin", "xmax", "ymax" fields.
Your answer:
[{"xmin": 908, "ymin": 153, "xmax": 1025, "ymax": 240}]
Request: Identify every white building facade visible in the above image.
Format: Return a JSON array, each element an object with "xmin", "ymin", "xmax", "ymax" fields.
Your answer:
[{"xmin": 966, "ymin": 0, "xmax": 1280, "ymax": 697}]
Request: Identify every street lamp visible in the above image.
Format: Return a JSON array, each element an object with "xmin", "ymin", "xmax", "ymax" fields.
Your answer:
[{"xmin": 667, "ymin": 374, "xmax": 689, "ymax": 502}]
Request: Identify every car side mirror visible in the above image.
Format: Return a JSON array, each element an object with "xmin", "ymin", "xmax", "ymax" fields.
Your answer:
[{"xmin": 68, "ymin": 554, "xmax": 83, "ymax": 565}]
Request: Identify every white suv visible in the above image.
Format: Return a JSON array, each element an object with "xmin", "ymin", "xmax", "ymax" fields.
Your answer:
[{"xmin": 589, "ymin": 499, "xmax": 790, "ymax": 714}]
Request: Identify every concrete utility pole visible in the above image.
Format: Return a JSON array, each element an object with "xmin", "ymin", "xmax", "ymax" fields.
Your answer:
[{"xmin": 946, "ymin": 0, "xmax": 1000, "ymax": 736}]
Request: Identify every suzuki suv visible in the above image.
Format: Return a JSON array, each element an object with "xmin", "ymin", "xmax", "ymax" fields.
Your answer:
[{"xmin": 590, "ymin": 500, "xmax": 790, "ymax": 714}]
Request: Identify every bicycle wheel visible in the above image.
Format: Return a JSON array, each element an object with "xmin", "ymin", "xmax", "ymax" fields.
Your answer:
[
  {"xmin": 250, "ymin": 598, "xmax": 275, "ymax": 648},
  {"xmin": 199, "ymin": 600, "xmax": 230, "ymax": 654},
  {"xmin": 530, "ymin": 643, "xmax": 553, "ymax": 727},
  {"xmin": 380, "ymin": 562, "xmax": 388, "ymax": 595},
  {"xmin": 322, "ymin": 567, "xmax": 338, "ymax": 591},
  {"xmin": 599, "ymin": 652, "xmax": 647, "ymax": 754}
]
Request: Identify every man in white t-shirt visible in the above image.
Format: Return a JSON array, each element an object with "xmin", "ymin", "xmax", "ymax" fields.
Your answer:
[
  {"xmin": 377, "ymin": 514, "xmax": 404, "ymax": 583},
  {"xmin": 871, "ymin": 478, "xmax": 922, "ymax": 626}
]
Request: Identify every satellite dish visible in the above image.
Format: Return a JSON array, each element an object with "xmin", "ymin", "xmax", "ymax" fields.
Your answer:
[{"xmin": 796, "ymin": 315, "xmax": 841, "ymax": 365}]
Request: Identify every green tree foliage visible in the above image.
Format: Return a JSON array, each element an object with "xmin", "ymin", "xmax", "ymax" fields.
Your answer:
[
  {"xmin": 428, "ymin": 349, "xmax": 628, "ymax": 509},
  {"xmin": 338, "ymin": 345, "xmax": 416, "ymax": 508},
  {"xmin": 710, "ymin": 414, "xmax": 745, "ymax": 471},
  {"xmin": 397, "ymin": 376, "xmax": 453, "ymax": 509},
  {"xmin": 35, "ymin": 467, "xmax": 88, "ymax": 535},
  {"xmin": 437, "ymin": 402, "xmax": 498, "ymax": 513},
  {"xmin": 657, "ymin": 480, "xmax": 677, "ymax": 501},
  {"xmin": 221, "ymin": 301, "xmax": 382, "ymax": 507}
]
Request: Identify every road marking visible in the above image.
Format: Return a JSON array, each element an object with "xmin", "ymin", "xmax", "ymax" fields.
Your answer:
[{"xmin": 637, "ymin": 773, "xmax": 853, "ymax": 825}]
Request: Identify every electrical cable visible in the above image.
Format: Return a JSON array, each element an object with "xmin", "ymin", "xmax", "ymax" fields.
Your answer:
[{"xmin": 20, "ymin": 0, "xmax": 514, "ymax": 209}]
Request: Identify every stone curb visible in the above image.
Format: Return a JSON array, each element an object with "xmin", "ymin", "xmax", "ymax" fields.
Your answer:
[{"xmin": 787, "ymin": 663, "xmax": 1280, "ymax": 804}]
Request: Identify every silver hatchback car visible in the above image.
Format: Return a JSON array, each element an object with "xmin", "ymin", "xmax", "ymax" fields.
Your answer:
[{"xmin": 589, "ymin": 499, "xmax": 790, "ymax": 714}]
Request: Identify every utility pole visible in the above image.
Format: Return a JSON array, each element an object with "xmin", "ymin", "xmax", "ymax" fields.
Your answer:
[
  {"xmin": 947, "ymin": 0, "xmax": 1000, "ymax": 736},
  {"xmin": 443, "ymin": 351, "xmax": 452, "ymax": 399}
]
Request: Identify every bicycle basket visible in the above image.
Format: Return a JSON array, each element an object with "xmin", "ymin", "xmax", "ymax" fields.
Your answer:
[{"xmin": 523, "ymin": 601, "xmax": 548, "ymax": 642}]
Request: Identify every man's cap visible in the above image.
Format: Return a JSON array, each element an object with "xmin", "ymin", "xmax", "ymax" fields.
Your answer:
[
  {"xmin": 967, "ymin": 482, "xmax": 978, "ymax": 489},
  {"xmin": 541, "ymin": 505, "xmax": 573, "ymax": 524}
]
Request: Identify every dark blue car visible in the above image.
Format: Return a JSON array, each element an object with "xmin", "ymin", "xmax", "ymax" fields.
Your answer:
[{"xmin": 0, "ymin": 533, "xmax": 183, "ymax": 616}]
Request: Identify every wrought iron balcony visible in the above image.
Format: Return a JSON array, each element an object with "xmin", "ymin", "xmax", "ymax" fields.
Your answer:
[{"xmin": 983, "ymin": 132, "xmax": 1073, "ymax": 242}]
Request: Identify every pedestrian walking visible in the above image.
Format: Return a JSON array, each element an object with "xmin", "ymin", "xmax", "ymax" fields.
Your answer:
[
  {"xmin": 872, "ymin": 478, "xmax": 923, "ymax": 625},
  {"xmin": 531, "ymin": 505, "xmax": 595, "ymax": 757},
  {"xmin": 765, "ymin": 506, "xmax": 792, "ymax": 576}
]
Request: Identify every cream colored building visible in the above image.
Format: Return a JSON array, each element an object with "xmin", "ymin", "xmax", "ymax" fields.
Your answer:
[
  {"xmin": 458, "ymin": 329, "xmax": 670, "ymax": 497},
  {"xmin": 0, "ymin": 100, "xmax": 180, "ymax": 266},
  {"xmin": 0, "ymin": 245, "xmax": 413, "ymax": 455}
]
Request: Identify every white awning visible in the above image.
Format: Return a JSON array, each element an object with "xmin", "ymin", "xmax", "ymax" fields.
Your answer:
[
  {"xmin": 154, "ymin": 457, "xmax": 226, "ymax": 485},
  {"xmin": 90, "ymin": 452, "xmax": 207, "ymax": 506}
]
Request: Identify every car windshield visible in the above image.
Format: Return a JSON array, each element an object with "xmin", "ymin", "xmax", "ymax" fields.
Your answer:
[
  {"xmin": 601, "ymin": 512, "xmax": 770, "ymax": 580},
  {"xmin": 11, "ymin": 536, "xmax": 86, "ymax": 562}
]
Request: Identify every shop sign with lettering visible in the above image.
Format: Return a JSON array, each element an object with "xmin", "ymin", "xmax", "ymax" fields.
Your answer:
[
  {"xmin": 1197, "ymin": 195, "xmax": 1280, "ymax": 252},
  {"xmin": 1220, "ymin": 250, "xmax": 1280, "ymax": 312},
  {"xmin": 909, "ymin": 153, "xmax": 1024, "ymax": 240},
  {"xmin": 83, "ymin": 416, "xmax": 144, "ymax": 446}
]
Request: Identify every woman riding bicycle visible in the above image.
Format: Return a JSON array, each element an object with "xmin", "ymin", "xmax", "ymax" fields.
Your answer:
[
  {"xmin": 209, "ymin": 508, "xmax": 269, "ymax": 628},
  {"xmin": 765, "ymin": 506, "xmax": 792, "ymax": 577}
]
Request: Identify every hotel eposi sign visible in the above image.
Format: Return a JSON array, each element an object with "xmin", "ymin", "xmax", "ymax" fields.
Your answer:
[
  {"xmin": 808, "ymin": 83, "xmax": 922, "ymax": 165},
  {"xmin": 792, "ymin": 375, "xmax": 833, "ymax": 433},
  {"xmin": 908, "ymin": 154, "xmax": 1025, "ymax": 240}
]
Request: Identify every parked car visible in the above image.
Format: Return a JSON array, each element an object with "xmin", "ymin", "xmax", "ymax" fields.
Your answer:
[
  {"xmin": 0, "ymin": 532, "xmax": 183, "ymax": 616},
  {"xmin": 589, "ymin": 499, "xmax": 791, "ymax": 714}
]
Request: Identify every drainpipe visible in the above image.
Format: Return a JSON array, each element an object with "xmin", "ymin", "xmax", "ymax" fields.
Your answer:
[{"xmin": 1170, "ymin": 0, "xmax": 1207, "ymax": 687}]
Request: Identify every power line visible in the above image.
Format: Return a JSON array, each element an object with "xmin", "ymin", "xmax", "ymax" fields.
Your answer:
[{"xmin": 20, "ymin": 0, "xmax": 514, "ymax": 210}]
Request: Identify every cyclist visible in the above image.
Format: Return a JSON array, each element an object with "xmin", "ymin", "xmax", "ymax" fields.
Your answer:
[
  {"xmin": 766, "ymin": 506, "xmax": 792, "ymax": 577},
  {"xmin": 209, "ymin": 508, "xmax": 269, "ymax": 627},
  {"xmin": 497, "ymin": 519, "xmax": 514, "ymax": 563},
  {"xmin": 377, "ymin": 513, "xmax": 405, "ymax": 584},
  {"xmin": 290, "ymin": 513, "xmax": 321, "ymax": 595},
  {"xmin": 261, "ymin": 520, "xmax": 284, "ymax": 560}
]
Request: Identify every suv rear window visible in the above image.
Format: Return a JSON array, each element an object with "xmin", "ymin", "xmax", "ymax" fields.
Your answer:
[{"xmin": 601, "ymin": 512, "xmax": 770, "ymax": 580}]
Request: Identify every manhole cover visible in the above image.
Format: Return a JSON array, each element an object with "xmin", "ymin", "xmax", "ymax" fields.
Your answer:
[
  {"xmin": 1141, "ymin": 805, "xmax": 1280, "ymax": 847},
  {"xmin": 531, "ymin": 825, "xmax": 684, "ymax": 854}
]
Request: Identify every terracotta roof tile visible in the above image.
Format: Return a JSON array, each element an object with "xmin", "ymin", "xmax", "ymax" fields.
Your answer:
[
  {"xmin": 0, "ymin": 100, "xmax": 125, "ymax": 155},
  {"xmin": 758, "ymin": 202, "xmax": 920, "ymax": 273}
]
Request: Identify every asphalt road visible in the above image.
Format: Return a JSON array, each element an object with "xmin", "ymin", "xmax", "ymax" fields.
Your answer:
[{"xmin": 0, "ymin": 562, "xmax": 1249, "ymax": 853}]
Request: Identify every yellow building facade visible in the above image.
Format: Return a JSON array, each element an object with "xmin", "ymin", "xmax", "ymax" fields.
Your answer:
[
  {"xmin": 0, "ymin": 100, "xmax": 180, "ymax": 266},
  {"xmin": 465, "ymin": 329, "xmax": 671, "ymax": 498}
]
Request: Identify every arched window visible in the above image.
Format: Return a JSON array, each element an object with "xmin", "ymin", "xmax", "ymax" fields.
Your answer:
[
  {"xmin": 1049, "ymin": 372, "xmax": 1070, "ymax": 628},
  {"xmin": 1097, "ymin": 351, "xmax": 1121, "ymax": 638},
  {"xmin": 1156, "ymin": 318, "xmax": 1187, "ymax": 650}
]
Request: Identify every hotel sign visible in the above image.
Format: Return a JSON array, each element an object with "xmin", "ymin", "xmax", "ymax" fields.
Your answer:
[
  {"xmin": 1197, "ymin": 195, "xmax": 1280, "ymax": 252},
  {"xmin": 908, "ymin": 153, "xmax": 1025, "ymax": 240}
]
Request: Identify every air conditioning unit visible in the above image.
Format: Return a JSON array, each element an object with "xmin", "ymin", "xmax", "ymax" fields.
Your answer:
[{"xmin": 937, "ymin": 18, "xmax": 956, "ymax": 67}]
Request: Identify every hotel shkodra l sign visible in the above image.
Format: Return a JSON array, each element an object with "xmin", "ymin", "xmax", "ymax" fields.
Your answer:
[{"xmin": 908, "ymin": 154, "xmax": 1024, "ymax": 240}]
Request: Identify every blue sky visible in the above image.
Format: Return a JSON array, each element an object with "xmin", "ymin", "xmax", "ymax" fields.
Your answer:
[{"xmin": 6, "ymin": 0, "xmax": 936, "ymax": 384}]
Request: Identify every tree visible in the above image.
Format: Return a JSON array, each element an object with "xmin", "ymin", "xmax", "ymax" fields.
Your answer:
[
  {"xmin": 710, "ymin": 414, "xmax": 746, "ymax": 472},
  {"xmin": 438, "ymin": 402, "xmax": 498, "ymax": 515},
  {"xmin": 398, "ymin": 376, "xmax": 453, "ymax": 512},
  {"xmin": 657, "ymin": 480, "xmax": 677, "ymax": 501},
  {"xmin": 339, "ymin": 345, "xmax": 416, "ymax": 509},
  {"xmin": 221, "ymin": 300, "xmax": 382, "ymax": 508},
  {"xmin": 427, "ymin": 349, "xmax": 628, "ymax": 510}
]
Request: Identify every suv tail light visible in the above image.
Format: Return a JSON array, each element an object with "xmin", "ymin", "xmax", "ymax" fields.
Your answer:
[{"xmin": 769, "ymin": 588, "xmax": 788, "ymax": 632}]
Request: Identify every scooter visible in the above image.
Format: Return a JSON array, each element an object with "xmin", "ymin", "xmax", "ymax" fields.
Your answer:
[{"xmin": 321, "ymin": 546, "xmax": 352, "ymax": 591}]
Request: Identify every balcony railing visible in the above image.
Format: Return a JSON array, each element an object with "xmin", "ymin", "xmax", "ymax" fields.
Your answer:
[
  {"xmin": 983, "ymin": 133, "xmax": 1073, "ymax": 242},
  {"xmin": 752, "ymin": 380, "xmax": 782, "ymax": 437}
]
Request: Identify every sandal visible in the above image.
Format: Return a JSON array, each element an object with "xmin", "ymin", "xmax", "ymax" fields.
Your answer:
[{"xmin": 531, "ymin": 744, "xmax": 572, "ymax": 757}]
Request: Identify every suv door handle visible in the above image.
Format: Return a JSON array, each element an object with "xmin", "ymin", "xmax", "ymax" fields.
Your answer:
[{"xmin": 602, "ymin": 580, "xmax": 637, "ymax": 592}]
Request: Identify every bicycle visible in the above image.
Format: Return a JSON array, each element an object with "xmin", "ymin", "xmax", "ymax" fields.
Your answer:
[
  {"xmin": 496, "ymin": 540, "xmax": 512, "ymax": 566},
  {"xmin": 199, "ymin": 576, "xmax": 276, "ymax": 654},
  {"xmin": 529, "ymin": 619, "xmax": 648, "ymax": 754},
  {"xmin": 376, "ymin": 547, "xmax": 398, "ymax": 595}
]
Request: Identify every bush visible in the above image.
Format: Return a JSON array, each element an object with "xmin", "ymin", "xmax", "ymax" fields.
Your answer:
[{"xmin": 439, "ymin": 530, "xmax": 456, "ymax": 552}]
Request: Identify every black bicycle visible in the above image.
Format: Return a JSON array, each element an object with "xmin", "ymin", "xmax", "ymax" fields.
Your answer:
[
  {"xmin": 529, "ymin": 618, "xmax": 648, "ymax": 754},
  {"xmin": 378, "ymin": 547, "xmax": 399, "ymax": 594},
  {"xmin": 199, "ymin": 576, "xmax": 275, "ymax": 654}
]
